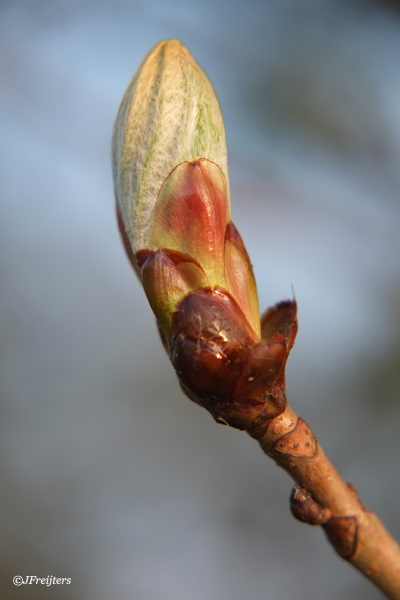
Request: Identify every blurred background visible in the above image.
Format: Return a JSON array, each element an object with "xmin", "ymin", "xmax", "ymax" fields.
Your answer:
[{"xmin": 1, "ymin": 0, "xmax": 399, "ymax": 598}]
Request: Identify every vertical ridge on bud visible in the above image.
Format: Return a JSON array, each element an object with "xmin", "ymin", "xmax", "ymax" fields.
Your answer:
[{"xmin": 112, "ymin": 39, "xmax": 229, "ymax": 254}]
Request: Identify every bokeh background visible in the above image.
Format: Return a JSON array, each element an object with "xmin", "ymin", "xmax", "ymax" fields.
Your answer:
[{"xmin": 1, "ymin": 0, "xmax": 400, "ymax": 598}]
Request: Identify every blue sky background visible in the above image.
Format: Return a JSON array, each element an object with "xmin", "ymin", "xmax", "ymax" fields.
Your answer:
[{"xmin": 1, "ymin": 1, "xmax": 400, "ymax": 599}]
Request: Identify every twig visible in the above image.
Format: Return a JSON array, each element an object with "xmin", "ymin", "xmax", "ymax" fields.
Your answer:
[{"xmin": 255, "ymin": 403, "xmax": 400, "ymax": 599}]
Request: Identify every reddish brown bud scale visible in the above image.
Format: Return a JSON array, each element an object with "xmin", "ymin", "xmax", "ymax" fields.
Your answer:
[
  {"xmin": 170, "ymin": 288, "xmax": 256, "ymax": 402},
  {"xmin": 138, "ymin": 248, "xmax": 208, "ymax": 337},
  {"xmin": 224, "ymin": 222, "xmax": 260, "ymax": 337},
  {"xmin": 169, "ymin": 288, "xmax": 291, "ymax": 434},
  {"xmin": 261, "ymin": 300, "xmax": 298, "ymax": 350},
  {"xmin": 151, "ymin": 160, "xmax": 228, "ymax": 289}
]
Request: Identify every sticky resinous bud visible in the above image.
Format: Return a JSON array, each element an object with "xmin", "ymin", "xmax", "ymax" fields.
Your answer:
[{"xmin": 113, "ymin": 40, "xmax": 298, "ymax": 438}]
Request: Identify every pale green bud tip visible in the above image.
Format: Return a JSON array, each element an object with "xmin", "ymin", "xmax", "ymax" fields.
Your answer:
[{"xmin": 112, "ymin": 39, "xmax": 229, "ymax": 254}]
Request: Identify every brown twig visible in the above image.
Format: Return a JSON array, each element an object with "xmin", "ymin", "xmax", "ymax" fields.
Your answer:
[{"xmin": 255, "ymin": 403, "xmax": 400, "ymax": 599}]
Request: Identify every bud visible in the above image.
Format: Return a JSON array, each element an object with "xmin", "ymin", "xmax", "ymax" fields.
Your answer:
[{"xmin": 113, "ymin": 40, "xmax": 297, "ymax": 438}]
